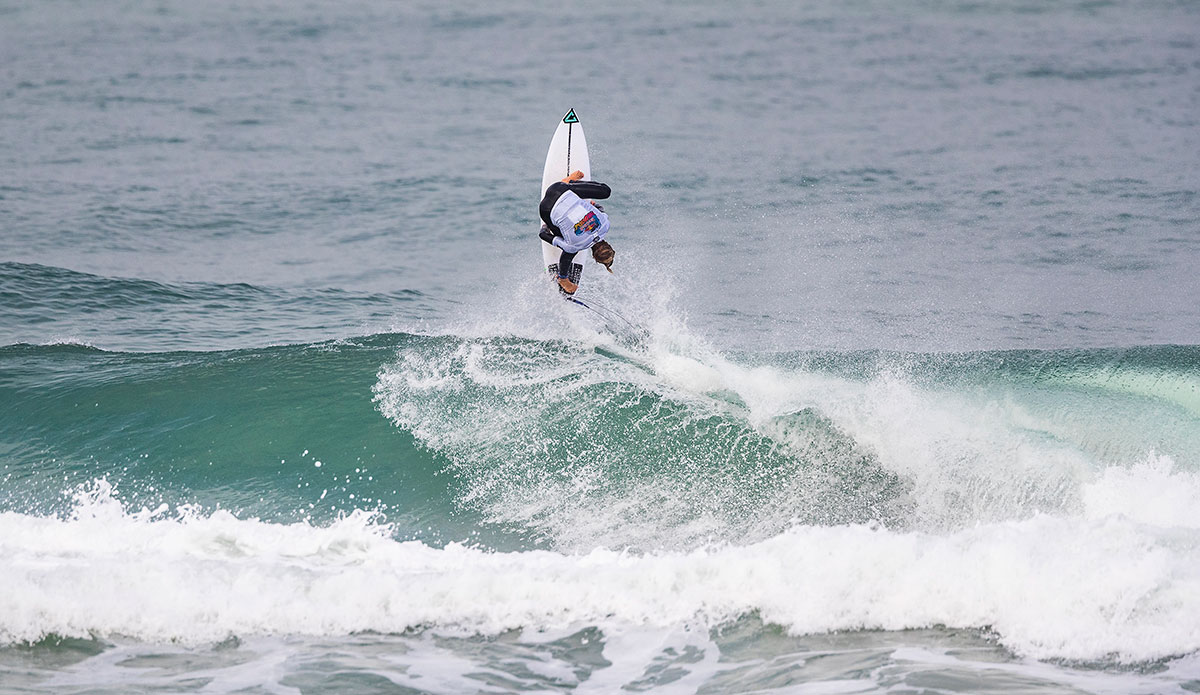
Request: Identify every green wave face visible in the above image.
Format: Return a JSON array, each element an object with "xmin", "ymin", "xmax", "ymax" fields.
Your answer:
[
  {"xmin": 0, "ymin": 336, "xmax": 491, "ymax": 545},
  {"xmin": 372, "ymin": 337, "xmax": 1200, "ymax": 551},
  {"xmin": 374, "ymin": 336, "xmax": 917, "ymax": 552},
  {"xmin": 4, "ymin": 336, "xmax": 1199, "ymax": 552}
]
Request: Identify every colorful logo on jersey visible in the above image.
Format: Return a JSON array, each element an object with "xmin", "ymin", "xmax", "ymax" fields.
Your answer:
[{"xmin": 573, "ymin": 211, "xmax": 600, "ymax": 236}]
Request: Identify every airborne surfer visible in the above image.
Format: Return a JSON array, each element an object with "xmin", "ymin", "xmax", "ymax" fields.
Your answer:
[{"xmin": 538, "ymin": 170, "xmax": 616, "ymax": 295}]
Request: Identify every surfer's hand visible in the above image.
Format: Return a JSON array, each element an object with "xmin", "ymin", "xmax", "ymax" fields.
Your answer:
[{"xmin": 561, "ymin": 170, "xmax": 584, "ymax": 183}]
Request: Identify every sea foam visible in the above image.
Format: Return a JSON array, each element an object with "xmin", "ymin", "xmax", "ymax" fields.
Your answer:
[{"xmin": 1, "ymin": 478, "xmax": 1197, "ymax": 662}]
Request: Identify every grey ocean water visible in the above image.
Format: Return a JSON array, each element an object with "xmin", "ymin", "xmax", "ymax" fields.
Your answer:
[
  {"xmin": 3, "ymin": 1, "xmax": 1200, "ymax": 693},
  {"xmin": 5, "ymin": 0, "xmax": 1197, "ymax": 353}
]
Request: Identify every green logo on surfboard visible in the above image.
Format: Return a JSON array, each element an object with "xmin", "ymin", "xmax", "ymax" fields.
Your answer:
[{"xmin": 563, "ymin": 109, "xmax": 579, "ymax": 124}]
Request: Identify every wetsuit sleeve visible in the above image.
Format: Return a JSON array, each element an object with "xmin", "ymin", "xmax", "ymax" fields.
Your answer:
[{"xmin": 561, "ymin": 180, "xmax": 611, "ymax": 200}]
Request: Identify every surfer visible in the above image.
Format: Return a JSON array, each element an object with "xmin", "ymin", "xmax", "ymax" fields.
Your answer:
[{"xmin": 539, "ymin": 170, "xmax": 615, "ymax": 294}]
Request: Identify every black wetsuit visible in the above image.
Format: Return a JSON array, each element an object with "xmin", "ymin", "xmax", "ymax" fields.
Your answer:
[{"xmin": 538, "ymin": 180, "xmax": 611, "ymax": 278}]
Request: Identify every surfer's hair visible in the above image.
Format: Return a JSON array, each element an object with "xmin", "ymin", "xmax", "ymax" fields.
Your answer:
[{"xmin": 591, "ymin": 241, "xmax": 614, "ymax": 271}]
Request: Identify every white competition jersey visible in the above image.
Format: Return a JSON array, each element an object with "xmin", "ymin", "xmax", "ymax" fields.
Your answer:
[{"xmin": 549, "ymin": 191, "xmax": 609, "ymax": 254}]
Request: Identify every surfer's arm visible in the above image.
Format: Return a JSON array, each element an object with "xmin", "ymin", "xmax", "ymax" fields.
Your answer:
[
  {"xmin": 541, "ymin": 181, "xmax": 611, "ymax": 209},
  {"xmin": 561, "ymin": 180, "xmax": 610, "ymax": 200},
  {"xmin": 551, "ymin": 236, "xmax": 584, "ymax": 253},
  {"xmin": 538, "ymin": 225, "xmax": 580, "ymax": 253}
]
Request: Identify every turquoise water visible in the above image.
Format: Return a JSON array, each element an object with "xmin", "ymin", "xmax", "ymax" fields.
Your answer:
[{"xmin": 3, "ymin": 1, "xmax": 1200, "ymax": 692}]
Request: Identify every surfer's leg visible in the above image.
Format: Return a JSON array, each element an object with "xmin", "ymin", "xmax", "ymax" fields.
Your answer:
[
  {"xmin": 557, "ymin": 251, "xmax": 577, "ymax": 277},
  {"xmin": 539, "ymin": 182, "xmax": 569, "ymax": 230}
]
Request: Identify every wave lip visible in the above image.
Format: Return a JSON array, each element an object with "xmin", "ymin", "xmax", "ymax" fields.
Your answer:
[{"xmin": 2, "ymin": 481, "xmax": 1198, "ymax": 664}]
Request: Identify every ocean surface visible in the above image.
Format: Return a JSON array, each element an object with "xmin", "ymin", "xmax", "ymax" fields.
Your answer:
[{"xmin": 2, "ymin": 1, "xmax": 1199, "ymax": 693}]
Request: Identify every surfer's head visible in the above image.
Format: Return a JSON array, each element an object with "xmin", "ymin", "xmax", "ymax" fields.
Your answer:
[{"xmin": 591, "ymin": 241, "xmax": 614, "ymax": 272}]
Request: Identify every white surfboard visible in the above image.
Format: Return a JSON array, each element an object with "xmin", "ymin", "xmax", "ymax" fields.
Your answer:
[{"xmin": 540, "ymin": 108, "xmax": 591, "ymax": 278}]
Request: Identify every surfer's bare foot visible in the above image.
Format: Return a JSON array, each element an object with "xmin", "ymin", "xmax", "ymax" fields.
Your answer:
[{"xmin": 557, "ymin": 277, "xmax": 578, "ymax": 294}]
